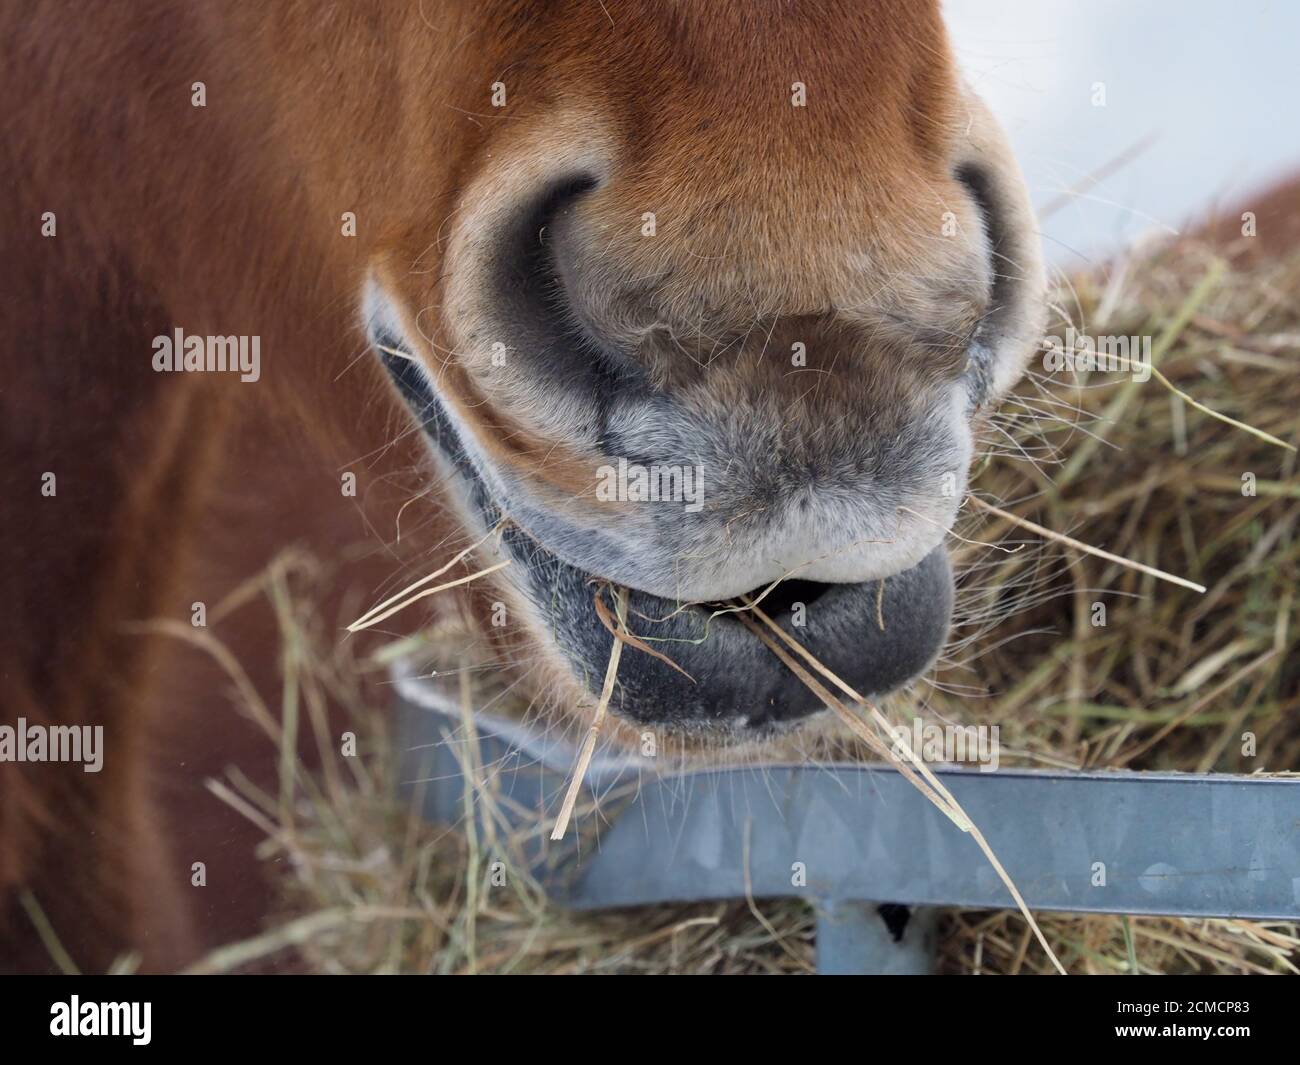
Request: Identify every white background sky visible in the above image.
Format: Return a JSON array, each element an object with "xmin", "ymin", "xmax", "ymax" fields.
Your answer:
[{"xmin": 944, "ymin": 0, "xmax": 1300, "ymax": 267}]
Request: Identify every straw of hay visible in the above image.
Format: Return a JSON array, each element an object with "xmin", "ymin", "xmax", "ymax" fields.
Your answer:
[
  {"xmin": 735, "ymin": 600, "xmax": 1067, "ymax": 975},
  {"xmin": 550, "ymin": 585, "xmax": 631, "ymax": 841},
  {"xmin": 965, "ymin": 495, "xmax": 1207, "ymax": 593},
  {"xmin": 347, "ymin": 524, "xmax": 508, "ymax": 633}
]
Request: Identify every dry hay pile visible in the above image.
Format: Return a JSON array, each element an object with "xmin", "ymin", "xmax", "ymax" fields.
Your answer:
[{"xmin": 189, "ymin": 227, "xmax": 1299, "ymax": 976}]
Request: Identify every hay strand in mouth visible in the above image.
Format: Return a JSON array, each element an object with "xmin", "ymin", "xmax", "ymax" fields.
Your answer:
[
  {"xmin": 593, "ymin": 581, "xmax": 696, "ymax": 682},
  {"xmin": 732, "ymin": 607, "xmax": 955, "ymax": 818},
  {"xmin": 346, "ymin": 527, "xmax": 509, "ymax": 633},
  {"xmin": 965, "ymin": 494, "xmax": 1207, "ymax": 594},
  {"xmin": 551, "ymin": 585, "xmax": 630, "ymax": 842},
  {"xmin": 736, "ymin": 598, "xmax": 1068, "ymax": 976}
]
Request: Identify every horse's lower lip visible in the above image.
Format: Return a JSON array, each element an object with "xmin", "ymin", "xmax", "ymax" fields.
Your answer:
[
  {"xmin": 375, "ymin": 332, "xmax": 954, "ymax": 733},
  {"xmin": 501, "ymin": 519, "xmax": 954, "ymax": 732}
]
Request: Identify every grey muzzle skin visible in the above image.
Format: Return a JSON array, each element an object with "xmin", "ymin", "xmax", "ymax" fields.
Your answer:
[{"xmin": 376, "ymin": 336, "xmax": 954, "ymax": 735}]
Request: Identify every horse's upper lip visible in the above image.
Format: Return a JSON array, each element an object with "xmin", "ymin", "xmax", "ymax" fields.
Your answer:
[{"xmin": 373, "ymin": 330, "xmax": 954, "ymax": 732}]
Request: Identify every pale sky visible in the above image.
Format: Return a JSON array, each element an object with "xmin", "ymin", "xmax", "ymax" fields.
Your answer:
[{"xmin": 944, "ymin": 0, "xmax": 1300, "ymax": 267}]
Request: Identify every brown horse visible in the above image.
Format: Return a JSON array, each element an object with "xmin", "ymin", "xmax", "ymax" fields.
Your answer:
[{"xmin": 0, "ymin": 0, "xmax": 1044, "ymax": 971}]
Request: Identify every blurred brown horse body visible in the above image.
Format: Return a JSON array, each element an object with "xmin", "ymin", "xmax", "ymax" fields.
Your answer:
[{"xmin": 0, "ymin": 0, "xmax": 1040, "ymax": 970}]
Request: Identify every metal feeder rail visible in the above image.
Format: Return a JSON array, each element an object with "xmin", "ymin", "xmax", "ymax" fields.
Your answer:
[{"xmin": 396, "ymin": 675, "xmax": 1300, "ymax": 974}]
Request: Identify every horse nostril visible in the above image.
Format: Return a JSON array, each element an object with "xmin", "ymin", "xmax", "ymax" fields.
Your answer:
[
  {"xmin": 952, "ymin": 154, "xmax": 1046, "ymax": 407},
  {"xmin": 485, "ymin": 171, "xmax": 645, "ymax": 398},
  {"xmin": 507, "ymin": 174, "xmax": 595, "ymax": 326},
  {"xmin": 955, "ymin": 163, "xmax": 1000, "ymax": 295}
]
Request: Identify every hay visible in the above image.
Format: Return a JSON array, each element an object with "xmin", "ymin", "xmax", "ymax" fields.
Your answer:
[
  {"xmin": 735, "ymin": 598, "xmax": 1066, "ymax": 974},
  {"xmin": 192, "ymin": 231, "xmax": 1299, "ymax": 974},
  {"xmin": 347, "ymin": 538, "xmax": 509, "ymax": 634},
  {"xmin": 550, "ymin": 586, "xmax": 630, "ymax": 841},
  {"xmin": 964, "ymin": 495, "xmax": 1208, "ymax": 593}
]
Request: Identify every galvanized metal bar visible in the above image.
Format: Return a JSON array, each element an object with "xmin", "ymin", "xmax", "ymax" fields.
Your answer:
[
  {"xmin": 552, "ymin": 762, "xmax": 1300, "ymax": 920},
  {"xmin": 396, "ymin": 676, "xmax": 1300, "ymax": 944}
]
